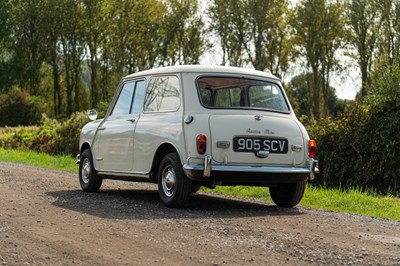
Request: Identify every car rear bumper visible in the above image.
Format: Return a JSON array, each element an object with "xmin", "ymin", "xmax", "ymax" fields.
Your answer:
[{"xmin": 183, "ymin": 155, "xmax": 319, "ymax": 185}]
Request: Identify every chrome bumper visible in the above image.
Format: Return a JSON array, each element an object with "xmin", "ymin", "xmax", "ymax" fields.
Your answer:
[
  {"xmin": 75, "ymin": 154, "xmax": 80, "ymax": 165},
  {"xmin": 183, "ymin": 155, "xmax": 319, "ymax": 180}
]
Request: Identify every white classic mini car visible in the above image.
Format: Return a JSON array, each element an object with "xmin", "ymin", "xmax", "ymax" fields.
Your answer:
[{"xmin": 77, "ymin": 65, "xmax": 318, "ymax": 208}]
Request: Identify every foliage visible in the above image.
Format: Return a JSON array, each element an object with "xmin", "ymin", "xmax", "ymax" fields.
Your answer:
[
  {"xmin": 0, "ymin": 112, "xmax": 89, "ymax": 155},
  {"xmin": 288, "ymin": 73, "xmax": 349, "ymax": 117},
  {"xmin": 0, "ymin": 0, "xmax": 14, "ymax": 92},
  {"xmin": 0, "ymin": 89, "xmax": 42, "ymax": 126},
  {"xmin": 306, "ymin": 65, "xmax": 400, "ymax": 195},
  {"xmin": 346, "ymin": 0, "xmax": 384, "ymax": 97},
  {"xmin": 208, "ymin": 0, "xmax": 293, "ymax": 78},
  {"xmin": 294, "ymin": 0, "xmax": 347, "ymax": 117},
  {"xmin": 0, "ymin": 0, "xmax": 207, "ymax": 119}
]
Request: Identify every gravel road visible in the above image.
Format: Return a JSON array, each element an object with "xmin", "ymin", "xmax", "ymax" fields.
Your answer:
[{"xmin": 0, "ymin": 162, "xmax": 399, "ymax": 266}]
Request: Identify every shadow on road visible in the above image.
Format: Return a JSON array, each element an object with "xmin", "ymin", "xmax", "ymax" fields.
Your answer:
[{"xmin": 46, "ymin": 186, "xmax": 305, "ymax": 220}]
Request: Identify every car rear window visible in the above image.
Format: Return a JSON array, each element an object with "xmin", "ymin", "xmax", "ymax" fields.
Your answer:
[{"xmin": 197, "ymin": 77, "xmax": 290, "ymax": 113}]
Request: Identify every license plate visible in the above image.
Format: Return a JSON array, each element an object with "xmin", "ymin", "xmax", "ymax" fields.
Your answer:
[{"xmin": 233, "ymin": 137, "xmax": 288, "ymax": 154}]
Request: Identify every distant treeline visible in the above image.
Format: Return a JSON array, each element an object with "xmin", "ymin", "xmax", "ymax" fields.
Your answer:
[{"xmin": 1, "ymin": 0, "xmax": 400, "ymax": 122}]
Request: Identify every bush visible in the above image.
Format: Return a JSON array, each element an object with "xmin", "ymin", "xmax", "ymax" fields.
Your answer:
[
  {"xmin": 0, "ymin": 89, "xmax": 42, "ymax": 126},
  {"xmin": 308, "ymin": 66, "xmax": 400, "ymax": 195},
  {"xmin": 0, "ymin": 112, "xmax": 89, "ymax": 155}
]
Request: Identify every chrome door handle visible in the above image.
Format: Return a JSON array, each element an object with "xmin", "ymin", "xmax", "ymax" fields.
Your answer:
[
  {"xmin": 127, "ymin": 118, "xmax": 136, "ymax": 123},
  {"xmin": 98, "ymin": 127, "xmax": 106, "ymax": 130}
]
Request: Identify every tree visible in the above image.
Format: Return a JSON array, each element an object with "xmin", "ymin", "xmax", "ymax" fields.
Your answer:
[
  {"xmin": 208, "ymin": 0, "xmax": 246, "ymax": 66},
  {"xmin": 0, "ymin": 0, "xmax": 14, "ymax": 92},
  {"xmin": 101, "ymin": 0, "xmax": 163, "ymax": 75},
  {"xmin": 160, "ymin": 0, "xmax": 206, "ymax": 65},
  {"xmin": 375, "ymin": 0, "xmax": 400, "ymax": 72},
  {"xmin": 346, "ymin": 0, "xmax": 383, "ymax": 97},
  {"xmin": 42, "ymin": 0, "xmax": 64, "ymax": 116},
  {"xmin": 82, "ymin": 0, "xmax": 104, "ymax": 108},
  {"xmin": 208, "ymin": 0, "xmax": 293, "ymax": 78},
  {"xmin": 288, "ymin": 74, "xmax": 312, "ymax": 117},
  {"xmin": 58, "ymin": 0, "xmax": 86, "ymax": 116},
  {"xmin": 294, "ymin": 0, "xmax": 346, "ymax": 117},
  {"xmin": 289, "ymin": 73, "xmax": 346, "ymax": 118},
  {"xmin": 10, "ymin": 0, "xmax": 47, "ymax": 95}
]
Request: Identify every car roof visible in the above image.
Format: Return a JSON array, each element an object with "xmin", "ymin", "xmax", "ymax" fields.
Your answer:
[{"xmin": 124, "ymin": 65, "xmax": 279, "ymax": 81}]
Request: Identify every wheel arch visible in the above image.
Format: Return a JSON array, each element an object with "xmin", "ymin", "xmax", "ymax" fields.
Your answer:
[
  {"xmin": 80, "ymin": 142, "xmax": 91, "ymax": 154},
  {"xmin": 79, "ymin": 142, "xmax": 98, "ymax": 170},
  {"xmin": 150, "ymin": 143, "xmax": 184, "ymax": 181}
]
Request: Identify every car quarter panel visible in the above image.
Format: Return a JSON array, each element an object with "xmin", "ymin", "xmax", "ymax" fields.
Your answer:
[{"xmin": 132, "ymin": 111, "xmax": 186, "ymax": 173}]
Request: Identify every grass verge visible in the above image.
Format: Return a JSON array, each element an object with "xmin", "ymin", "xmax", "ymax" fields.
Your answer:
[
  {"xmin": 1, "ymin": 148, "xmax": 399, "ymax": 221},
  {"xmin": 205, "ymin": 186, "xmax": 400, "ymax": 221},
  {"xmin": 0, "ymin": 148, "xmax": 77, "ymax": 173}
]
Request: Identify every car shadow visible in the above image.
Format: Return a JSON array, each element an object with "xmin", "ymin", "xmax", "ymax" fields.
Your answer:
[{"xmin": 46, "ymin": 188, "xmax": 305, "ymax": 220}]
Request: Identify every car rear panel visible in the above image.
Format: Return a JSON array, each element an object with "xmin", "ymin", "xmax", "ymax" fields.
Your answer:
[{"xmin": 209, "ymin": 113, "xmax": 306, "ymax": 166}]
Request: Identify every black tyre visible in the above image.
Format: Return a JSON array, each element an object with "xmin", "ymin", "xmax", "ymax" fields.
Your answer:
[
  {"xmin": 191, "ymin": 185, "xmax": 202, "ymax": 193},
  {"xmin": 269, "ymin": 181, "xmax": 306, "ymax": 208},
  {"xmin": 79, "ymin": 149, "xmax": 102, "ymax": 192},
  {"xmin": 158, "ymin": 153, "xmax": 192, "ymax": 208}
]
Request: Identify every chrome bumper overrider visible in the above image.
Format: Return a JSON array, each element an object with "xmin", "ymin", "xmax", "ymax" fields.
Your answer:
[
  {"xmin": 309, "ymin": 158, "xmax": 319, "ymax": 180},
  {"xmin": 75, "ymin": 154, "xmax": 80, "ymax": 165},
  {"xmin": 183, "ymin": 155, "xmax": 319, "ymax": 180}
]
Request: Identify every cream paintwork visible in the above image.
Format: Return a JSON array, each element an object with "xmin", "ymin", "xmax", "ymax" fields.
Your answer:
[
  {"xmin": 94, "ymin": 113, "xmax": 137, "ymax": 171},
  {"xmin": 179, "ymin": 71, "xmax": 309, "ymax": 169},
  {"xmin": 132, "ymin": 111, "xmax": 186, "ymax": 173},
  {"xmin": 208, "ymin": 113, "xmax": 306, "ymax": 165},
  {"xmin": 79, "ymin": 65, "xmax": 313, "ymax": 180},
  {"xmin": 79, "ymin": 119, "xmax": 102, "ymax": 169}
]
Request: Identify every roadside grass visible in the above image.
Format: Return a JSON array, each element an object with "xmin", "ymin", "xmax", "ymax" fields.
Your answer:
[
  {"xmin": 0, "ymin": 148, "xmax": 78, "ymax": 173},
  {"xmin": 1, "ymin": 148, "xmax": 399, "ymax": 221},
  {"xmin": 204, "ymin": 185, "xmax": 400, "ymax": 221}
]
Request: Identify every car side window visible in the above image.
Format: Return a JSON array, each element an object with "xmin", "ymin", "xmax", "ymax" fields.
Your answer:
[
  {"xmin": 112, "ymin": 80, "xmax": 146, "ymax": 116},
  {"xmin": 131, "ymin": 80, "xmax": 146, "ymax": 114},
  {"xmin": 112, "ymin": 82, "xmax": 135, "ymax": 116},
  {"xmin": 144, "ymin": 76, "xmax": 180, "ymax": 112}
]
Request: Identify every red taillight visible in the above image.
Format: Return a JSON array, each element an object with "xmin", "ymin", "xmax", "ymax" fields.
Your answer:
[
  {"xmin": 196, "ymin": 134, "xmax": 207, "ymax": 154},
  {"xmin": 308, "ymin": 139, "xmax": 317, "ymax": 158}
]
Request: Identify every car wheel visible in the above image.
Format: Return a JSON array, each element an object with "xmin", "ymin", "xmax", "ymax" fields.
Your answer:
[
  {"xmin": 79, "ymin": 149, "xmax": 102, "ymax": 192},
  {"xmin": 158, "ymin": 153, "xmax": 192, "ymax": 208},
  {"xmin": 269, "ymin": 181, "xmax": 306, "ymax": 208}
]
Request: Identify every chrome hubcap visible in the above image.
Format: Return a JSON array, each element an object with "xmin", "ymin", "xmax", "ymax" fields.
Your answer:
[
  {"xmin": 161, "ymin": 166, "xmax": 176, "ymax": 197},
  {"xmin": 81, "ymin": 158, "xmax": 91, "ymax": 184}
]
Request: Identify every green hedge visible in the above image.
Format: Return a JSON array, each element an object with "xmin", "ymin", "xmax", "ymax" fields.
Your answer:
[
  {"xmin": 308, "ymin": 67, "xmax": 400, "ymax": 195},
  {"xmin": 0, "ymin": 112, "xmax": 88, "ymax": 155}
]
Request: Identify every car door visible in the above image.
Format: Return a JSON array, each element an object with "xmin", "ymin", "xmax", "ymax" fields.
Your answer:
[{"xmin": 94, "ymin": 79, "xmax": 146, "ymax": 171}]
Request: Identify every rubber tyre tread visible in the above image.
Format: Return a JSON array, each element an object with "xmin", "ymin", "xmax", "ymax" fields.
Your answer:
[
  {"xmin": 79, "ymin": 149, "xmax": 102, "ymax": 192},
  {"xmin": 158, "ymin": 153, "xmax": 192, "ymax": 208},
  {"xmin": 269, "ymin": 181, "xmax": 306, "ymax": 208}
]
